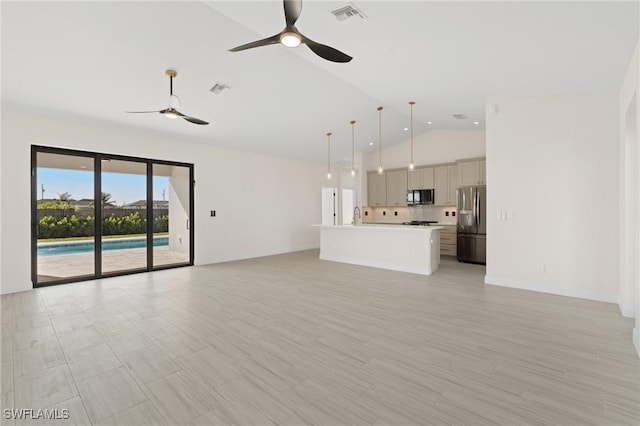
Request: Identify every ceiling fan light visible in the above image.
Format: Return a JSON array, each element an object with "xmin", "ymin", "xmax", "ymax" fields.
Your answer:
[
  {"xmin": 280, "ymin": 32, "xmax": 301, "ymax": 47},
  {"xmin": 163, "ymin": 110, "xmax": 180, "ymax": 119}
]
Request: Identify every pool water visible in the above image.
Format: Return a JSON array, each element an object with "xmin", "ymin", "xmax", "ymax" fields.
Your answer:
[{"xmin": 38, "ymin": 236, "xmax": 169, "ymax": 257}]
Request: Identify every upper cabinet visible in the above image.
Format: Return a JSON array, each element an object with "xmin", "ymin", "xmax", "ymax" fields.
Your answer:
[
  {"xmin": 367, "ymin": 171, "xmax": 387, "ymax": 207},
  {"xmin": 366, "ymin": 157, "xmax": 483, "ymax": 207},
  {"xmin": 434, "ymin": 163, "xmax": 457, "ymax": 206},
  {"xmin": 457, "ymin": 158, "xmax": 486, "ymax": 186},
  {"xmin": 408, "ymin": 167, "xmax": 434, "ymax": 190},
  {"xmin": 447, "ymin": 164, "xmax": 458, "ymax": 205},
  {"xmin": 367, "ymin": 170, "xmax": 407, "ymax": 207},
  {"xmin": 386, "ymin": 169, "xmax": 408, "ymax": 206}
]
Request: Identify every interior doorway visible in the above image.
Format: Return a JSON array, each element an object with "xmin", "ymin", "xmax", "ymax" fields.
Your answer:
[
  {"xmin": 341, "ymin": 188, "xmax": 355, "ymax": 225},
  {"xmin": 621, "ymin": 94, "xmax": 638, "ymax": 322},
  {"xmin": 321, "ymin": 187, "xmax": 336, "ymax": 225}
]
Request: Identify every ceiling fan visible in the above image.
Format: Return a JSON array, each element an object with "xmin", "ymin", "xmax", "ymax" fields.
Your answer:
[
  {"xmin": 126, "ymin": 69, "xmax": 209, "ymax": 125},
  {"xmin": 229, "ymin": 0, "xmax": 352, "ymax": 63}
]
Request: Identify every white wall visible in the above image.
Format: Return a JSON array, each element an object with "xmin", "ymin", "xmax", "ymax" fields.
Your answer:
[
  {"xmin": 168, "ymin": 166, "xmax": 190, "ymax": 255},
  {"xmin": 618, "ymin": 40, "xmax": 640, "ymax": 355},
  {"xmin": 0, "ymin": 105, "xmax": 324, "ymax": 294},
  {"xmin": 363, "ymin": 130, "xmax": 485, "ymax": 172},
  {"xmin": 485, "ymin": 94, "xmax": 619, "ymax": 303}
]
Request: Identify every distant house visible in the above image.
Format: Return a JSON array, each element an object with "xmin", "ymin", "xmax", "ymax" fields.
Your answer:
[
  {"xmin": 71, "ymin": 199, "xmax": 94, "ymax": 210},
  {"xmin": 122, "ymin": 200, "xmax": 169, "ymax": 209}
]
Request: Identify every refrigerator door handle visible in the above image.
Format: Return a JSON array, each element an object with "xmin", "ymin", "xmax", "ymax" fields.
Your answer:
[
  {"xmin": 476, "ymin": 190, "xmax": 480, "ymax": 230},
  {"xmin": 472, "ymin": 190, "xmax": 478, "ymax": 232}
]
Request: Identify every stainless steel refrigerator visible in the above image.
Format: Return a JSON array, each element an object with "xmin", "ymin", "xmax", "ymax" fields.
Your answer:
[{"xmin": 457, "ymin": 186, "xmax": 486, "ymax": 264}]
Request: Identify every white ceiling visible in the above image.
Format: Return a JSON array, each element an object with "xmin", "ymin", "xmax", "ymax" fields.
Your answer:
[{"xmin": 2, "ymin": 1, "xmax": 638, "ymax": 164}]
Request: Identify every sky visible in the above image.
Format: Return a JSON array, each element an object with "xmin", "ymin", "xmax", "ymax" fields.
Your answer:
[{"xmin": 37, "ymin": 168, "xmax": 170, "ymax": 205}]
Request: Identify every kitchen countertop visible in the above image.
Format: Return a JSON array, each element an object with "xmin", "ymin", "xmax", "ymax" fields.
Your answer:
[
  {"xmin": 313, "ymin": 224, "xmax": 444, "ymax": 231},
  {"xmin": 361, "ymin": 222, "xmax": 457, "ymax": 226}
]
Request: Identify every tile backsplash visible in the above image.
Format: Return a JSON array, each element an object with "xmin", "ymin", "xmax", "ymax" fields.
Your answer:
[{"xmin": 362, "ymin": 205, "xmax": 457, "ymax": 224}]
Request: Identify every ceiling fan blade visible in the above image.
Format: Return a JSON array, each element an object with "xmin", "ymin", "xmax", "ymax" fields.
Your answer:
[
  {"xmin": 183, "ymin": 116, "xmax": 209, "ymax": 125},
  {"xmin": 303, "ymin": 37, "xmax": 352, "ymax": 63},
  {"xmin": 229, "ymin": 33, "xmax": 281, "ymax": 52},
  {"xmin": 125, "ymin": 110, "xmax": 162, "ymax": 113},
  {"xmin": 284, "ymin": 0, "xmax": 302, "ymax": 27}
]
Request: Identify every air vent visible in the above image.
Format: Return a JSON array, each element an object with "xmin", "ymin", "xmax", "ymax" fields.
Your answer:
[
  {"xmin": 331, "ymin": 4, "xmax": 367, "ymax": 21},
  {"xmin": 452, "ymin": 114, "xmax": 467, "ymax": 120},
  {"xmin": 209, "ymin": 82, "xmax": 232, "ymax": 95}
]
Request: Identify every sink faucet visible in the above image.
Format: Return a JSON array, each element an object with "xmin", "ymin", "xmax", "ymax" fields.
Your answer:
[{"xmin": 352, "ymin": 206, "xmax": 361, "ymax": 225}]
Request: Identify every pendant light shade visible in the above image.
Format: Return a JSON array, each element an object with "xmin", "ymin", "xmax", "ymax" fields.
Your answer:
[
  {"xmin": 377, "ymin": 106, "xmax": 384, "ymax": 174},
  {"xmin": 350, "ymin": 120, "xmax": 356, "ymax": 177},
  {"xmin": 408, "ymin": 101, "xmax": 415, "ymax": 171},
  {"xmin": 326, "ymin": 132, "xmax": 332, "ymax": 180}
]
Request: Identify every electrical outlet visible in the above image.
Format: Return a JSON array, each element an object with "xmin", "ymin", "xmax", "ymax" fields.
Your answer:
[
  {"xmin": 383, "ymin": 211, "xmax": 386, "ymax": 216},
  {"xmin": 445, "ymin": 211, "xmax": 449, "ymax": 216},
  {"xmin": 452, "ymin": 211, "xmax": 455, "ymax": 217},
  {"xmin": 394, "ymin": 211, "xmax": 398, "ymax": 216},
  {"xmin": 210, "ymin": 210, "xmax": 216, "ymax": 217}
]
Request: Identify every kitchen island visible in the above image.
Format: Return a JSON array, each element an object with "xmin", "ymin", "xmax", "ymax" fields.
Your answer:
[{"xmin": 314, "ymin": 224, "xmax": 443, "ymax": 275}]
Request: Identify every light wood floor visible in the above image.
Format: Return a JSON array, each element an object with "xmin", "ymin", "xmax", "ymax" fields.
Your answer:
[{"xmin": 1, "ymin": 250, "xmax": 638, "ymax": 425}]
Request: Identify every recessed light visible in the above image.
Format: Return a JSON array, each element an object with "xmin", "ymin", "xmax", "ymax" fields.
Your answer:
[
  {"xmin": 403, "ymin": 127, "xmax": 408, "ymax": 131},
  {"xmin": 368, "ymin": 142, "xmax": 374, "ymax": 146},
  {"xmin": 474, "ymin": 121, "xmax": 480, "ymax": 125},
  {"xmin": 427, "ymin": 121, "xmax": 432, "ymax": 124}
]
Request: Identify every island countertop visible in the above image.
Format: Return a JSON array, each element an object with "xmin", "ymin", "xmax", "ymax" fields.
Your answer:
[{"xmin": 313, "ymin": 224, "xmax": 442, "ymax": 275}]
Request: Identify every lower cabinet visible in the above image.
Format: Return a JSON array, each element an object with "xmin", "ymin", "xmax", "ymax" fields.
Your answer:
[{"xmin": 439, "ymin": 225, "xmax": 457, "ymax": 256}]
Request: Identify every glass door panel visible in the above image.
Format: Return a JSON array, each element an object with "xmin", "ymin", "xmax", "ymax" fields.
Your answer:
[
  {"xmin": 101, "ymin": 159, "xmax": 148, "ymax": 274},
  {"xmin": 152, "ymin": 164, "xmax": 190, "ymax": 267},
  {"xmin": 35, "ymin": 152, "xmax": 95, "ymax": 283}
]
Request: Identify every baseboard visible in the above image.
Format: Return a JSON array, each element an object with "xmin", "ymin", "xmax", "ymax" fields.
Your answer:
[
  {"xmin": 619, "ymin": 302, "xmax": 636, "ymax": 318},
  {"xmin": 196, "ymin": 244, "xmax": 319, "ymax": 266},
  {"xmin": 0, "ymin": 282, "xmax": 33, "ymax": 295},
  {"xmin": 484, "ymin": 274, "xmax": 617, "ymax": 304}
]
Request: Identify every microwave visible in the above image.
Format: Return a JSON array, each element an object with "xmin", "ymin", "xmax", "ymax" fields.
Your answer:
[{"xmin": 407, "ymin": 189, "xmax": 434, "ymax": 206}]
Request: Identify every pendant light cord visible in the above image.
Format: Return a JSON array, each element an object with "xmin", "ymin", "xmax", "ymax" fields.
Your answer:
[
  {"xmin": 378, "ymin": 106, "xmax": 383, "ymax": 171},
  {"xmin": 409, "ymin": 101, "xmax": 415, "ymax": 165},
  {"xmin": 326, "ymin": 132, "xmax": 332, "ymax": 175},
  {"xmin": 351, "ymin": 120, "xmax": 356, "ymax": 172}
]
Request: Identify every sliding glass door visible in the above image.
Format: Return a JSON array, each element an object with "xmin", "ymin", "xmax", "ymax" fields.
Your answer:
[
  {"xmin": 101, "ymin": 158, "xmax": 148, "ymax": 274},
  {"xmin": 153, "ymin": 164, "xmax": 191, "ymax": 267},
  {"xmin": 31, "ymin": 146, "xmax": 194, "ymax": 287},
  {"xmin": 34, "ymin": 151, "xmax": 96, "ymax": 283}
]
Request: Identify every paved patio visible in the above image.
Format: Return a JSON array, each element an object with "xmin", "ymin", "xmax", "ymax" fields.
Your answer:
[{"xmin": 37, "ymin": 246, "xmax": 189, "ymax": 283}]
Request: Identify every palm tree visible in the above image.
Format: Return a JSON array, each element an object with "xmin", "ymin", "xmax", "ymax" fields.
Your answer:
[
  {"xmin": 101, "ymin": 192, "xmax": 115, "ymax": 207},
  {"xmin": 56, "ymin": 192, "xmax": 72, "ymax": 208}
]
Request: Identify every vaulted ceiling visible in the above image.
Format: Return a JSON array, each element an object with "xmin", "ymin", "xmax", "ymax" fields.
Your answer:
[{"xmin": 2, "ymin": 1, "xmax": 638, "ymax": 164}]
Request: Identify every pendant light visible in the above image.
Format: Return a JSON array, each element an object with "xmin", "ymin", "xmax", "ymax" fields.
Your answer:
[
  {"xmin": 350, "ymin": 120, "xmax": 356, "ymax": 177},
  {"xmin": 408, "ymin": 101, "xmax": 415, "ymax": 171},
  {"xmin": 377, "ymin": 106, "xmax": 384, "ymax": 174},
  {"xmin": 326, "ymin": 132, "xmax": 332, "ymax": 180}
]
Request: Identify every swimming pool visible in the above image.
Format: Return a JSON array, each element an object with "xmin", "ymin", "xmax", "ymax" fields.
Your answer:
[{"xmin": 37, "ymin": 236, "xmax": 169, "ymax": 257}]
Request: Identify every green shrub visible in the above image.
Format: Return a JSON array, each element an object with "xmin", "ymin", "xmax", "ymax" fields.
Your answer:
[{"xmin": 38, "ymin": 212, "xmax": 169, "ymax": 239}]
